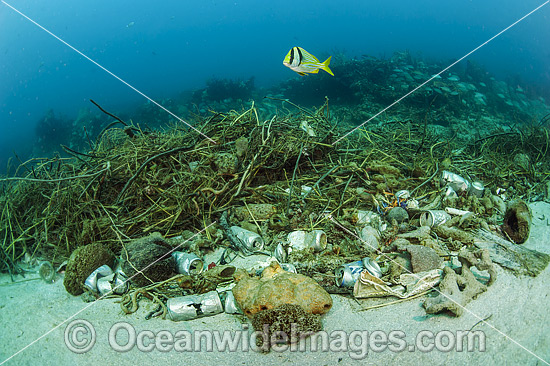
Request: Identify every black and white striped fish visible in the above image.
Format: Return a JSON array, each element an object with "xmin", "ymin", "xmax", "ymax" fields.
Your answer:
[{"xmin": 283, "ymin": 47, "xmax": 334, "ymax": 76}]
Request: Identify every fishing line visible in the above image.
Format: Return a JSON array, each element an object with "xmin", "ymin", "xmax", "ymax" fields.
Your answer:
[
  {"xmin": 1, "ymin": 0, "xmax": 216, "ymax": 144},
  {"xmin": 333, "ymin": 1, "xmax": 550, "ymax": 145}
]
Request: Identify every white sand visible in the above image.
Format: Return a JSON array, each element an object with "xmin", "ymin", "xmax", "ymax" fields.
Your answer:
[{"xmin": 1, "ymin": 202, "xmax": 549, "ymax": 366}]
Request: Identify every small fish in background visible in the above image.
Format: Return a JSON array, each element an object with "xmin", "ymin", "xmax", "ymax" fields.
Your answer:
[
  {"xmin": 126, "ymin": 21, "xmax": 135, "ymax": 28},
  {"xmin": 283, "ymin": 47, "xmax": 334, "ymax": 76}
]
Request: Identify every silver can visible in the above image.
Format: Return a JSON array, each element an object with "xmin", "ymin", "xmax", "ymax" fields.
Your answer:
[
  {"xmin": 172, "ymin": 251, "xmax": 204, "ymax": 275},
  {"xmin": 362, "ymin": 257, "xmax": 382, "ymax": 278},
  {"xmin": 229, "ymin": 226, "xmax": 264, "ymax": 255},
  {"xmin": 304, "ymin": 230, "xmax": 327, "ymax": 252},
  {"xmin": 84, "ymin": 264, "xmax": 113, "ymax": 292},
  {"xmin": 279, "ymin": 263, "xmax": 297, "ymax": 273},
  {"xmin": 167, "ymin": 291, "xmax": 224, "ymax": 321},
  {"xmin": 222, "ymin": 290, "xmax": 242, "ymax": 314},
  {"xmin": 419, "ymin": 210, "xmax": 451, "ymax": 227},
  {"xmin": 335, "ymin": 260, "xmax": 364, "ymax": 287},
  {"xmin": 470, "ymin": 181, "xmax": 485, "ymax": 198},
  {"xmin": 441, "ymin": 170, "xmax": 471, "ymax": 193},
  {"xmin": 287, "ymin": 230, "xmax": 327, "ymax": 252},
  {"xmin": 97, "ymin": 273, "xmax": 129, "ymax": 296},
  {"xmin": 273, "ymin": 242, "xmax": 287, "ymax": 263}
]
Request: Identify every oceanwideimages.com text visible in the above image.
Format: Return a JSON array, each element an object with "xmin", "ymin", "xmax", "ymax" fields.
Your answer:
[{"xmin": 65, "ymin": 319, "xmax": 486, "ymax": 360}]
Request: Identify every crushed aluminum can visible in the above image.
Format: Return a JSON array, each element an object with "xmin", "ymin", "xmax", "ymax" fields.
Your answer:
[
  {"xmin": 280, "ymin": 263, "xmax": 297, "ymax": 273},
  {"xmin": 167, "ymin": 291, "xmax": 224, "ymax": 321},
  {"xmin": 441, "ymin": 170, "xmax": 471, "ymax": 194},
  {"xmin": 229, "ymin": 226, "xmax": 264, "ymax": 255},
  {"xmin": 362, "ymin": 257, "xmax": 382, "ymax": 278},
  {"xmin": 172, "ymin": 251, "xmax": 204, "ymax": 275},
  {"xmin": 444, "ymin": 186, "xmax": 458, "ymax": 199},
  {"xmin": 419, "ymin": 210, "xmax": 451, "ymax": 227},
  {"xmin": 84, "ymin": 264, "xmax": 113, "ymax": 292},
  {"xmin": 335, "ymin": 260, "xmax": 364, "ymax": 287},
  {"xmin": 359, "ymin": 226, "xmax": 380, "ymax": 253},
  {"xmin": 221, "ymin": 290, "xmax": 242, "ymax": 314},
  {"xmin": 273, "ymin": 242, "xmax": 287, "ymax": 263},
  {"xmin": 470, "ymin": 181, "xmax": 485, "ymax": 198},
  {"xmin": 395, "ymin": 190, "xmax": 410, "ymax": 200},
  {"xmin": 97, "ymin": 273, "xmax": 129, "ymax": 296}
]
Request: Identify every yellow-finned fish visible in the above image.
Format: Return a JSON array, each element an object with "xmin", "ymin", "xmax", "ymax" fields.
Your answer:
[{"xmin": 283, "ymin": 47, "xmax": 334, "ymax": 76}]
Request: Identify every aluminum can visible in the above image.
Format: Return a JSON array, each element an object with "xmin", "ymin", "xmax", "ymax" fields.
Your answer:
[
  {"xmin": 441, "ymin": 170, "xmax": 471, "ymax": 193},
  {"xmin": 470, "ymin": 181, "xmax": 485, "ymax": 198},
  {"xmin": 230, "ymin": 226, "xmax": 264, "ymax": 255},
  {"xmin": 362, "ymin": 257, "xmax": 382, "ymax": 278},
  {"xmin": 172, "ymin": 251, "xmax": 204, "ymax": 275},
  {"xmin": 419, "ymin": 210, "xmax": 451, "ymax": 227},
  {"xmin": 97, "ymin": 273, "xmax": 129, "ymax": 296},
  {"xmin": 335, "ymin": 260, "xmax": 364, "ymax": 287},
  {"xmin": 167, "ymin": 291, "xmax": 224, "ymax": 321},
  {"xmin": 84, "ymin": 264, "xmax": 113, "ymax": 292},
  {"xmin": 287, "ymin": 230, "xmax": 327, "ymax": 252},
  {"xmin": 222, "ymin": 290, "xmax": 242, "ymax": 314}
]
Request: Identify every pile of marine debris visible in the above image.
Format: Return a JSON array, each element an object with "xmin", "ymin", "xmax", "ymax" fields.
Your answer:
[{"xmin": 1, "ymin": 98, "xmax": 549, "ymax": 348}]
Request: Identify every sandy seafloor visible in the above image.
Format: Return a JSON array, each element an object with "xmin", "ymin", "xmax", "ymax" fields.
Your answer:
[{"xmin": 1, "ymin": 202, "xmax": 549, "ymax": 366}]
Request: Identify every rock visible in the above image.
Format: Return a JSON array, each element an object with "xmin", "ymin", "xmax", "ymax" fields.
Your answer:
[
  {"xmin": 252, "ymin": 304, "xmax": 322, "ymax": 350},
  {"xmin": 386, "ymin": 207, "xmax": 409, "ymax": 223},
  {"xmin": 232, "ymin": 262, "xmax": 333, "ymax": 318},
  {"xmin": 121, "ymin": 232, "xmax": 177, "ymax": 287},
  {"xmin": 63, "ymin": 243, "xmax": 115, "ymax": 296},
  {"xmin": 404, "ymin": 245, "xmax": 443, "ymax": 273}
]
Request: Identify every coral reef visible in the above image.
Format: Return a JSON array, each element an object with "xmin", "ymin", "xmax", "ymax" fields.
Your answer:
[
  {"xmin": 121, "ymin": 232, "xmax": 177, "ymax": 287},
  {"xmin": 63, "ymin": 243, "xmax": 115, "ymax": 296},
  {"xmin": 232, "ymin": 262, "xmax": 333, "ymax": 318},
  {"xmin": 423, "ymin": 248, "xmax": 495, "ymax": 316},
  {"xmin": 251, "ymin": 303, "xmax": 322, "ymax": 349}
]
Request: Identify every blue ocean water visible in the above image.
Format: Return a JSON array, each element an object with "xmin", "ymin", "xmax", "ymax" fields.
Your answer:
[{"xmin": 1, "ymin": 0, "xmax": 549, "ymax": 168}]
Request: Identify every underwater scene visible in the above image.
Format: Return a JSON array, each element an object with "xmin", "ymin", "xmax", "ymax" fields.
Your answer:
[{"xmin": 1, "ymin": 1, "xmax": 550, "ymax": 365}]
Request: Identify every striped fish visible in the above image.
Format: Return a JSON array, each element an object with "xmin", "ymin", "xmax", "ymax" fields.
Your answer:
[{"xmin": 283, "ymin": 47, "xmax": 334, "ymax": 76}]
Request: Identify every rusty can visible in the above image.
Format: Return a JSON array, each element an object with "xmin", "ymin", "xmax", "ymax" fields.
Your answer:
[
  {"xmin": 335, "ymin": 260, "xmax": 364, "ymax": 287},
  {"xmin": 167, "ymin": 291, "xmax": 224, "ymax": 321},
  {"xmin": 172, "ymin": 251, "xmax": 204, "ymax": 275}
]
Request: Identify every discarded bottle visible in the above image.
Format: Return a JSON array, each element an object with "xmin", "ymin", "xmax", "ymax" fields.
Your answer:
[
  {"xmin": 172, "ymin": 251, "xmax": 204, "ymax": 275},
  {"xmin": 167, "ymin": 291, "xmax": 224, "ymax": 321}
]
